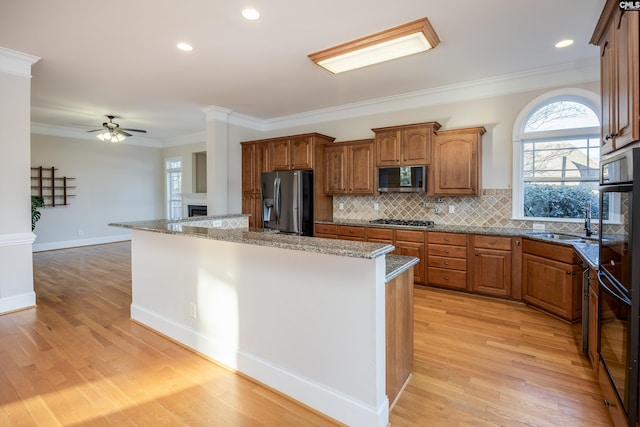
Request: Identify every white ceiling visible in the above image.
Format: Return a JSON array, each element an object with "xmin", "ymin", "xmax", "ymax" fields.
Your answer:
[{"xmin": 0, "ymin": 0, "xmax": 605, "ymax": 144}]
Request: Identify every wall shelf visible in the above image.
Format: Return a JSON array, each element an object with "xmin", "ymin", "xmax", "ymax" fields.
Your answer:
[{"xmin": 31, "ymin": 166, "xmax": 76, "ymax": 207}]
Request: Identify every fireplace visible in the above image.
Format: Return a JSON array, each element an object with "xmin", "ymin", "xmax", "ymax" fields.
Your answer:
[{"xmin": 188, "ymin": 205, "xmax": 207, "ymax": 217}]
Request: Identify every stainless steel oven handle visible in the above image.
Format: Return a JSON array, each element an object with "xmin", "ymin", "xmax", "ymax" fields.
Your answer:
[{"xmin": 598, "ymin": 271, "xmax": 631, "ymax": 305}]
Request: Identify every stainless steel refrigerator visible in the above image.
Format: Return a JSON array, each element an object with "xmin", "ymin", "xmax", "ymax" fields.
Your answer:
[{"xmin": 260, "ymin": 170, "xmax": 314, "ymax": 236}]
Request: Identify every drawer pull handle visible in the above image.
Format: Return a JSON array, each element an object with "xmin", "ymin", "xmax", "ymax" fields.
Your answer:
[
  {"xmin": 444, "ymin": 238, "xmax": 450, "ymax": 241},
  {"xmin": 444, "ymin": 250, "xmax": 450, "ymax": 254},
  {"xmin": 444, "ymin": 275, "xmax": 449, "ymax": 280},
  {"xmin": 444, "ymin": 261, "xmax": 449, "ymax": 265},
  {"xmin": 489, "ymin": 241, "xmax": 496, "ymax": 245},
  {"xmin": 604, "ymin": 399, "xmax": 611, "ymax": 408}
]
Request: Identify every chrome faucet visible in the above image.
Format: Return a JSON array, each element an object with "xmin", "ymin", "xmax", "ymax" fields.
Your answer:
[{"xmin": 584, "ymin": 200, "xmax": 593, "ymax": 237}]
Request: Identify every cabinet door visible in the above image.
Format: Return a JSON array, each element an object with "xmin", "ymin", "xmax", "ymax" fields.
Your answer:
[
  {"xmin": 432, "ymin": 130, "xmax": 480, "ymax": 195},
  {"xmin": 401, "ymin": 126, "xmax": 431, "ymax": 165},
  {"xmin": 600, "ymin": 21, "xmax": 616, "ymax": 154},
  {"xmin": 612, "ymin": 10, "xmax": 640, "ymax": 150},
  {"xmin": 472, "ymin": 248, "xmax": 511, "ymax": 297},
  {"xmin": 242, "ymin": 193, "xmax": 260, "ymax": 228},
  {"xmin": 241, "ymin": 143, "xmax": 257, "ymax": 193},
  {"xmin": 291, "ymin": 136, "xmax": 314, "ymax": 169},
  {"xmin": 258, "ymin": 142, "xmax": 271, "ymax": 174},
  {"xmin": 394, "ymin": 241, "xmax": 425, "ymax": 284},
  {"xmin": 375, "ymin": 130, "xmax": 401, "ymax": 166},
  {"xmin": 270, "ymin": 139, "xmax": 291, "ymax": 170},
  {"xmin": 588, "ymin": 283, "xmax": 598, "ymax": 369},
  {"xmin": 324, "ymin": 145, "xmax": 347, "ymax": 194},
  {"xmin": 348, "ymin": 143, "xmax": 375, "ymax": 194},
  {"xmin": 522, "ymin": 253, "xmax": 581, "ymax": 322}
]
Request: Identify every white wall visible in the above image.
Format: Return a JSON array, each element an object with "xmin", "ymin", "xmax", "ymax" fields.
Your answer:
[
  {"xmin": 0, "ymin": 50, "xmax": 38, "ymax": 313},
  {"xmin": 31, "ymin": 134, "xmax": 164, "ymax": 250}
]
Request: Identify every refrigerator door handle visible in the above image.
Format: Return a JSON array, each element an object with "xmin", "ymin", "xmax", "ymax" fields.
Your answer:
[
  {"xmin": 292, "ymin": 172, "xmax": 299, "ymax": 233},
  {"xmin": 274, "ymin": 177, "xmax": 281, "ymax": 224}
]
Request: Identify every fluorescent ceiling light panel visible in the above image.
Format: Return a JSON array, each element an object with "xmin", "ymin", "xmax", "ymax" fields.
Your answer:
[{"xmin": 308, "ymin": 18, "xmax": 440, "ymax": 74}]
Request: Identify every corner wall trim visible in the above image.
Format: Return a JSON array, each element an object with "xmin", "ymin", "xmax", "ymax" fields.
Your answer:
[
  {"xmin": 0, "ymin": 232, "xmax": 36, "ymax": 247},
  {"xmin": 32, "ymin": 234, "xmax": 131, "ymax": 252},
  {"xmin": 0, "ymin": 292, "xmax": 36, "ymax": 315}
]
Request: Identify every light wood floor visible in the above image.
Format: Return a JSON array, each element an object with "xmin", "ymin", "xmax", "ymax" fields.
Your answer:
[{"xmin": 0, "ymin": 242, "xmax": 612, "ymax": 426}]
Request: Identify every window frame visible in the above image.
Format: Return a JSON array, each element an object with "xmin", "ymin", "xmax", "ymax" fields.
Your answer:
[
  {"xmin": 165, "ymin": 157, "xmax": 183, "ymax": 220},
  {"xmin": 512, "ymin": 88, "xmax": 601, "ymax": 222}
]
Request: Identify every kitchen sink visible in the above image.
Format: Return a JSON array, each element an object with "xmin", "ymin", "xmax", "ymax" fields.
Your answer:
[{"xmin": 528, "ymin": 232, "xmax": 590, "ymax": 243}]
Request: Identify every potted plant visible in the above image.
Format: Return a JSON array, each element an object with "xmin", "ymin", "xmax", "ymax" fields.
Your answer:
[{"xmin": 31, "ymin": 196, "xmax": 44, "ymax": 231}]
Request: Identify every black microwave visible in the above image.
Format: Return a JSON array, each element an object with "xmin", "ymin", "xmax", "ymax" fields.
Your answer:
[{"xmin": 377, "ymin": 166, "xmax": 427, "ymax": 193}]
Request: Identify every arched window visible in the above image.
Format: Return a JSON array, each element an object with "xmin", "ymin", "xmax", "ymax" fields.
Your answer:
[{"xmin": 512, "ymin": 89, "xmax": 601, "ymax": 221}]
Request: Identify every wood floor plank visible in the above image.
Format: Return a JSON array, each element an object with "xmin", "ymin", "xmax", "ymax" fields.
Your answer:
[{"xmin": 0, "ymin": 242, "xmax": 613, "ymax": 426}]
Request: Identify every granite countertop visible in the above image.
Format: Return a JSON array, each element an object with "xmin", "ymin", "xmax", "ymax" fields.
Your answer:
[
  {"xmin": 386, "ymin": 255, "xmax": 419, "ymax": 282},
  {"xmin": 110, "ymin": 217, "xmax": 395, "ymax": 260},
  {"xmin": 316, "ymin": 219, "xmax": 601, "ymax": 268}
]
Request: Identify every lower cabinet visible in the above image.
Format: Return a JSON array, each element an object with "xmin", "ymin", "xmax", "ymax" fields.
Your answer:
[
  {"xmin": 337, "ymin": 225, "xmax": 366, "ymax": 241},
  {"xmin": 393, "ymin": 230, "xmax": 425, "ymax": 284},
  {"xmin": 522, "ymin": 239, "xmax": 582, "ymax": 322},
  {"xmin": 588, "ymin": 268, "xmax": 599, "ymax": 370},
  {"xmin": 471, "ymin": 235, "xmax": 512, "ymax": 298},
  {"xmin": 314, "ymin": 223, "xmax": 337, "ymax": 239},
  {"xmin": 427, "ymin": 232, "xmax": 468, "ymax": 290},
  {"xmin": 242, "ymin": 193, "xmax": 261, "ymax": 228}
]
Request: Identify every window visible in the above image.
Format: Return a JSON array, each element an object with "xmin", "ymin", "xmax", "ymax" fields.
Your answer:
[
  {"xmin": 166, "ymin": 158, "xmax": 182, "ymax": 220},
  {"xmin": 512, "ymin": 90, "xmax": 602, "ymax": 221}
]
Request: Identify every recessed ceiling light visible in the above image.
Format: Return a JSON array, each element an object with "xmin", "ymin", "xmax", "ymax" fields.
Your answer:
[
  {"xmin": 177, "ymin": 42, "xmax": 193, "ymax": 52},
  {"xmin": 555, "ymin": 39, "xmax": 574, "ymax": 48},
  {"xmin": 242, "ymin": 8, "xmax": 260, "ymax": 20}
]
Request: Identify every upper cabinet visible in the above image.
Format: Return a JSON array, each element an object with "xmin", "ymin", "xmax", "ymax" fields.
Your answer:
[
  {"xmin": 270, "ymin": 135, "xmax": 316, "ymax": 170},
  {"xmin": 372, "ymin": 122, "xmax": 441, "ymax": 167},
  {"xmin": 431, "ymin": 126, "xmax": 485, "ymax": 196},
  {"xmin": 324, "ymin": 139, "xmax": 375, "ymax": 195},
  {"xmin": 591, "ymin": 0, "xmax": 639, "ymax": 154}
]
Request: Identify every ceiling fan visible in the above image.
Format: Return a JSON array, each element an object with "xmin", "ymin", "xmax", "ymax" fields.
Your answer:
[{"xmin": 87, "ymin": 115, "xmax": 147, "ymax": 142}]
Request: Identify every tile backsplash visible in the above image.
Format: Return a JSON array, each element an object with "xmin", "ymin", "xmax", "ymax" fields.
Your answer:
[{"xmin": 333, "ymin": 189, "xmax": 600, "ymax": 233}]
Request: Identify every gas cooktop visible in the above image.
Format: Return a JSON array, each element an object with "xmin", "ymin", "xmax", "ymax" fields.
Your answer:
[{"xmin": 369, "ymin": 218, "xmax": 435, "ymax": 228}]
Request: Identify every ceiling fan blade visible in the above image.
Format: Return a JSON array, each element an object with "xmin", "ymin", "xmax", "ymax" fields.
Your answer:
[
  {"xmin": 120, "ymin": 128, "xmax": 147, "ymax": 133},
  {"xmin": 86, "ymin": 128, "xmax": 104, "ymax": 133},
  {"xmin": 118, "ymin": 130, "xmax": 133, "ymax": 137}
]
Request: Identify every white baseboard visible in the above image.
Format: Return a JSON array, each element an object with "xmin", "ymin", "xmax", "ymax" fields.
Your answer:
[
  {"xmin": 32, "ymin": 234, "xmax": 131, "ymax": 252},
  {"xmin": 0, "ymin": 291, "xmax": 36, "ymax": 314},
  {"xmin": 130, "ymin": 303, "xmax": 388, "ymax": 427}
]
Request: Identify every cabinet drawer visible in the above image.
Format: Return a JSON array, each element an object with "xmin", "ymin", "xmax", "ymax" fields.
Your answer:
[
  {"xmin": 428, "ymin": 232, "xmax": 467, "ymax": 246},
  {"xmin": 428, "ymin": 255, "xmax": 466, "ymax": 271},
  {"xmin": 395, "ymin": 229, "xmax": 425, "ymax": 243},
  {"xmin": 428, "ymin": 244, "xmax": 467, "ymax": 258},
  {"xmin": 428, "ymin": 268, "xmax": 467, "ymax": 289},
  {"xmin": 474, "ymin": 235, "xmax": 511, "ymax": 251},
  {"xmin": 367, "ymin": 227, "xmax": 394, "ymax": 240},
  {"xmin": 523, "ymin": 239, "xmax": 578, "ymax": 264},
  {"xmin": 315, "ymin": 223, "xmax": 337, "ymax": 236},
  {"xmin": 337, "ymin": 225, "xmax": 366, "ymax": 239}
]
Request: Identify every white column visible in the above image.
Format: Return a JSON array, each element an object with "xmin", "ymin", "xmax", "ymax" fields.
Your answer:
[
  {"xmin": 0, "ymin": 47, "xmax": 40, "ymax": 314},
  {"xmin": 203, "ymin": 105, "xmax": 232, "ymax": 215}
]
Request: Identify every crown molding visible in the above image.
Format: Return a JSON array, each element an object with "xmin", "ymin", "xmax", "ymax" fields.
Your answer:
[
  {"xmin": 0, "ymin": 47, "xmax": 40, "ymax": 78},
  {"xmin": 31, "ymin": 122, "xmax": 164, "ymax": 148},
  {"xmin": 255, "ymin": 58, "xmax": 600, "ymax": 131},
  {"xmin": 203, "ymin": 105, "xmax": 233, "ymax": 122}
]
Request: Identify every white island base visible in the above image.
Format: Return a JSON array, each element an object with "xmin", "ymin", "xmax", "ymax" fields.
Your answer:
[{"xmin": 128, "ymin": 228, "xmax": 391, "ymax": 427}]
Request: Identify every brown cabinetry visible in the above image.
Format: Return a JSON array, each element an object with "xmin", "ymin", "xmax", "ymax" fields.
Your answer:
[
  {"xmin": 241, "ymin": 142, "xmax": 267, "ymax": 228},
  {"xmin": 522, "ymin": 239, "xmax": 582, "ymax": 322},
  {"xmin": 591, "ymin": 0, "xmax": 640, "ymax": 154},
  {"xmin": 393, "ymin": 230, "xmax": 425, "ymax": 284},
  {"xmin": 588, "ymin": 267, "xmax": 599, "ymax": 370},
  {"xmin": 270, "ymin": 135, "xmax": 315, "ymax": 170},
  {"xmin": 314, "ymin": 223, "xmax": 338, "ymax": 239},
  {"xmin": 241, "ymin": 133, "xmax": 336, "ymax": 227},
  {"xmin": 372, "ymin": 122, "xmax": 441, "ymax": 167},
  {"xmin": 337, "ymin": 225, "xmax": 366, "ymax": 241},
  {"xmin": 431, "ymin": 126, "xmax": 485, "ymax": 196},
  {"xmin": 471, "ymin": 235, "xmax": 512, "ymax": 298},
  {"xmin": 324, "ymin": 139, "xmax": 375, "ymax": 195},
  {"xmin": 427, "ymin": 232, "xmax": 468, "ymax": 290}
]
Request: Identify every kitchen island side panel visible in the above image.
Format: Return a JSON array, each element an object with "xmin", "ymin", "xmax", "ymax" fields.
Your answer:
[{"xmin": 129, "ymin": 229, "xmax": 388, "ymax": 427}]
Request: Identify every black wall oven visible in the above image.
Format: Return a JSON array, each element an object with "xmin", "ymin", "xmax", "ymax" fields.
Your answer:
[{"xmin": 599, "ymin": 147, "xmax": 640, "ymax": 426}]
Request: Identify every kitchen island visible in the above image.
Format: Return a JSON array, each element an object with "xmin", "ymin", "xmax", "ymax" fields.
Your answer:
[{"xmin": 110, "ymin": 215, "xmax": 416, "ymax": 427}]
